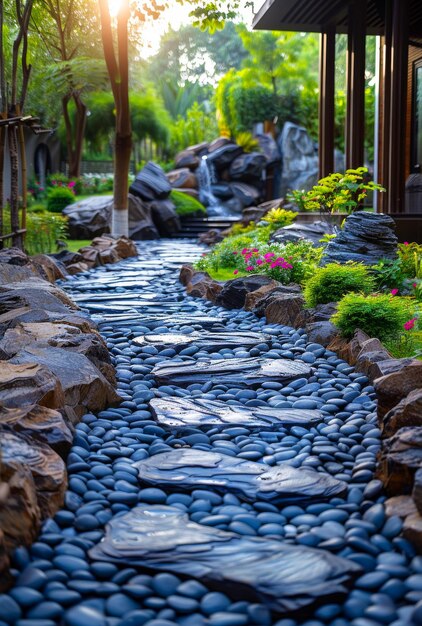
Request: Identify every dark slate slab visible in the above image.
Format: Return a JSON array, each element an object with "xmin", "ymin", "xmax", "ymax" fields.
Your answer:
[
  {"xmin": 149, "ymin": 397, "xmax": 323, "ymax": 430},
  {"xmin": 92, "ymin": 314, "xmax": 227, "ymax": 328},
  {"xmin": 89, "ymin": 505, "xmax": 361, "ymax": 614},
  {"xmin": 134, "ymin": 449, "xmax": 347, "ymax": 503},
  {"xmin": 152, "ymin": 357, "xmax": 312, "ymax": 387},
  {"xmin": 134, "ymin": 331, "xmax": 271, "ymax": 351}
]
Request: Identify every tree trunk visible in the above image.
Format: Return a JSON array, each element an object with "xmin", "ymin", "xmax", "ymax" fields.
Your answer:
[
  {"xmin": 0, "ymin": 125, "xmax": 5, "ymax": 245},
  {"xmin": 63, "ymin": 93, "xmax": 87, "ymax": 178},
  {"xmin": 112, "ymin": 130, "xmax": 131, "ymax": 236},
  {"xmin": 8, "ymin": 125, "xmax": 22, "ymax": 248}
]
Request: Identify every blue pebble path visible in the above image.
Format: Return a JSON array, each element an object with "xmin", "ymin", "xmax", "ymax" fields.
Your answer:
[{"xmin": 0, "ymin": 239, "xmax": 421, "ymax": 626}]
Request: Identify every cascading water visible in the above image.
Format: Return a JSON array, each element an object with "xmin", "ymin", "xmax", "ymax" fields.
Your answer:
[{"xmin": 197, "ymin": 156, "xmax": 232, "ymax": 216}]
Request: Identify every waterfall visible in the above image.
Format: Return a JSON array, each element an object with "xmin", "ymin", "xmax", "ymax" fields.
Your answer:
[{"xmin": 197, "ymin": 156, "xmax": 231, "ymax": 216}]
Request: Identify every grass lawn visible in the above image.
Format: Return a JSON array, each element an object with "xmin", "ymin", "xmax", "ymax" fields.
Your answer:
[
  {"xmin": 66, "ymin": 240, "xmax": 92, "ymax": 252},
  {"xmin": 208, "ymin": 267, "xmax": 245, "ymax": 282}
]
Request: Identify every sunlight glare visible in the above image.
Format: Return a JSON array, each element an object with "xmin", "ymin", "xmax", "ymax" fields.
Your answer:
[{"xmin": 108, "ymin": 0, "xmax": 123, "ymax": 18}]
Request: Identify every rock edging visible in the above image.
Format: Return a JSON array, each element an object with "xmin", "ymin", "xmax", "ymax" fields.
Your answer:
[{"xmin": 0, "ymin": 243, "xmax": 129, "ymax": 587}]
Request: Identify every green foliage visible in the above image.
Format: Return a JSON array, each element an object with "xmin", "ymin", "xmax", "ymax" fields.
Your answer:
[
  {"xmin": 216, "ymin": 69, "xmax": 277, "ymax": 135},
  {"xmin": 170, "ymin": 190, "xmax": 206, "ymax": 216},
  {"xmin": 398, "ymin": 242, "xmax": 422, "ymax": 279},
  {"xmin": 47, "ymin": 187, "xmax": 76, "ymax": 213},
  {"xmin": 332, "ymin": 293, "xmax": 412, "ymax": 342},
  {"xmin": 235, "ymin": 132, "xmax": 260, "ymax": 153},
  {"xmin": 25, "ymin": 212, "xmax": 69, "ymax": 255},
  {"xmin": 384, "ymin": 331, "xmax": 422, "ymax": 360},
  {"xmin": 371, "ymin": 258, "xmax": 405, "ymax": 290},
  {"xmin": 169, "ymin": 102, "xmax": 218, "ymax": 155},
  {"xmin": 304, "ymin": 263, "xmax": 375, "ymax": 307},
  {"xmin": 294, "ymin": 168, "xmax": 385, "ymax": 213},
  {"xmin": 260, "ymin": 207, "xmax": 297, "ymax": 231}
]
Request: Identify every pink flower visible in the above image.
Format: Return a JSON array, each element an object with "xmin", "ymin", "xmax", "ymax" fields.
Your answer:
[
  {"xmin": 413, "ymin": 283, "xmax": 418, "ymax": 288},
  {"xmin": 264, "ymin": 252, "xmax": 275, "ymax": 260},
  {"xmin": 391, "ymin": 289, "xmax": 399, "ymax": 296},
  {"xmin": 68, "ymin": 181, "xmax": 76, "ymax": 188},
  {"xmin": 270, "ymin": 262, "xmax": 278, "ymax": 269},
  {"xmin": 233, "ymin": 269, "xmax": 239, "ymax": 275},
  {"xmin": 404, "ymin": 241, "xmax": 409, "ymax": 245},
  {"xmin": 252, "ymin": 248, "xmax": 259, "ymax": 253},
  {"xmin": 256, "ymin": 259, "xmax": 264, "ymax": 265},
  {"xmin": 404, "ymin": 318, "xmax": 417, "ymax": 330},
  {"xmin": 244, "ymin": 253, "xmax": 253, "ymax": 261},
  {"xmin": 241, "ymin": 248, "xmax": 249, "ymax": 255},
  {"xmin": 246, "ymin": 266, "xmax": 254, "ymax": 272},
  {"xmin": 233, "ymin": 251, "xmax": 238, "ymax": 255}
]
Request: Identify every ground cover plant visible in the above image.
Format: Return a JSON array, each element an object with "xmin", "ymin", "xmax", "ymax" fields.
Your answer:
[
  {"xmin": 170, "ymin": 190, "xmax": 206, "ymax": 216},
  {"xmin": 304, "ymin": 263, "xmax": 375, "ymax": 307},
  {"xmin": 331, "ymin": 293, "xmax": 414, "ymax": 343}
]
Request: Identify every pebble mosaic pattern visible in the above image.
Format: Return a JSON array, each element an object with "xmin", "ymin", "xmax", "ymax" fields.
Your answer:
[{"xmin": 0, "ymin": 240, "xmax": 422, "ymax": 626}]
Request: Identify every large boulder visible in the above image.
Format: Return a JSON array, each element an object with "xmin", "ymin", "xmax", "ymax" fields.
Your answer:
[
  {"xmin": 229, "ymin": 152, "xmax": 267, "ymax": 182},
  {"xmin": 0, "ymin": 404, "xmax": 73, "ymax": 457},
  {"xmin": 256, "ymin": 133, "xmax": 281, "ymax": 165},
  {"xmin": 278, "ymin": 122, "xmax": 319, "ymax": 197},
  {"xmin": 63, "ymin": 195, "xmax": 112, "ymax": 239},
  {"xmin": 10, "ymin": 346, "xmax": 121, "ymax": 423},
  {"xmin": 377, "ymin": 427, "xmax": 422, "ymax": 496},
  {"xmin": 264, "ymin": 293, "xmax": 305, "ymax": 327},
  {"xmin": 0, "ymin": 431, "xmax": 66, "ymax": 517},
  {"xmin": 322, "ymin": 211, "xmax": 398, "ymax": 265},
  {"xmin": 166, "ymin": 168, "xmax": 198, "ymax": 189},
  {"xmin": 207, "ymin": 139, "xmax": 243, "ymax": 171},
  {"xmin": 149, "ymin": 199, "xmax": 181, "ymax": 237},
  {"xmin": 230, "ymin": 182, "xmax": 261, "ymax": 207},
  {"xmin": 185, "ymin": 272, "xmax": 223, "ymax": 303},
  {"xmin": 375, "ymin": 360, "xmax": 422, "ymax": 419},
  {"xmin": 130, "ymin": 161, "xmax": 172, "ymax": 201},
  {"xmin": 216, "ymin": 276, "xmax": 277, "ymax": 309},
  {"xmin": 0, "ymin": 460, "xmax": 40, "ymax": 553},
  {"xmin": 174, "ymin": 149, "xmax": 200, "ymax": 170},
  {"xmin": 382, "ymin": 389, "xmax": 422, "ymax": 438},
  {"xmin": 0, "ymin": 361, "xmax": 64, "ymax": 409},
  {"xmin": 127, "ymin": 194, "xmax": 159, "ymax": 240}
]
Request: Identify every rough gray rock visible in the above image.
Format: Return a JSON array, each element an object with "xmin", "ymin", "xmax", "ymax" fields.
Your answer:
[
  {"xmin": 129, "ymin": 161, "xmax": 172, "ymax": 201},
  {"xmin": 278, "ymin": 122, "xmax": 319, "ymax": 197},
  {"xmin": 271, "ymin": 220, "xmax": 336, "ymax": 246},
  {"xmin": 321, "ymin": 211, "xmax": 398, "ymax": 265}
]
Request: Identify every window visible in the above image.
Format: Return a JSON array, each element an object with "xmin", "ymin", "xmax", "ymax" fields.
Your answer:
[{"xmin": 412, "ymin": 59, "xmax": 422, "ymax": 173}]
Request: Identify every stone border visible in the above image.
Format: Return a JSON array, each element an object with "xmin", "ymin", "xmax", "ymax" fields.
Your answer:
[
  {"xmin": 0, "ymin": 238, "xmax": 137, "ymax": 587},
  {"xmin": 181, "ymin": 266, "xmax": 422, "ymax": 551}
]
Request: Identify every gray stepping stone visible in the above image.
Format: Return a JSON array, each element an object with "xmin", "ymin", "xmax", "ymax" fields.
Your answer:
[
  {"xmin": 134, "ymin": 331, "xmax": 271, "ymax": 351},
  {"xmin": 149, "ymin": 397, "xmax": 323, "ymax": 430},
  {"xmin": 134, "ymin": 449, "xmax": 347, "ymax": 503},
  {"xmin": 89, "ymin": 505, "xmax": 361, "ymax": 614},
  {"xmin": 152, "ymin": 357, "xmax": 312, "ymax": 387},
  {"xmin": 92, "ymin": 314, "xmax": 227, "ymax": 328}
]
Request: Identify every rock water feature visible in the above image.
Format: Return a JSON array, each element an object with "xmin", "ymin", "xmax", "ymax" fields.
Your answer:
[{"xmin": 1, "ymin": 239, "xmax": 422, "ymax": 626}]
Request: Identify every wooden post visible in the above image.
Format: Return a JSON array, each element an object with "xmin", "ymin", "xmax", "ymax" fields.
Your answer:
[
  {"xmin": 319, "ymin": 25, "xmax": 336, "ymax": 178},
  {"xmin": 386, "ymin": 0, "xmax": 409, "ymax": 212},
  {"xmin": 345, "ymin": 0, "xmax": 367, "ymax": 169},
  {"xmin": 379, "ymin": 0, "xmax": 392, "ymax": 212}
]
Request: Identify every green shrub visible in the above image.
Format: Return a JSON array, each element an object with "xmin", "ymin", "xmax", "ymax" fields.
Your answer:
[
  {"xmin": 398, "ymin": 242, "xmax": 422, "ymax": 279},
  {"xmin": 170, "ymin": 190, "xmax": 206, "ymax": 216},
  {"xmin": 332, "ymin": 293, "xmax": 412, "ymax": 342},
  {"xmin": 47, "ymin": 187, "xmax": 76, "ymax": 213},
  {"xmin": 28, "ymin": 204, "xmax": 48, "ymax": 213},
  {"xmin": 290, "ymin": 167, "xmax": 385, "ymax": 213},
  {"xmin": 304, "ymin": 263, "xmax": 375, "ymax": 307},
  {"xmin": 260, "ymin": 207, "xmax": 297, "ymax": 232}
]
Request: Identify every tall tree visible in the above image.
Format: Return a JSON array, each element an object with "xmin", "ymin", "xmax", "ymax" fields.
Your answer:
[
  {"xmin": 99, "ymin": 0, "xmax": 246, "ymax": 236},
  {"xmin": 1, "ymin": 0, "xmax": 34, "ymax": 248},
  {"xmin": 32, "ymin": 0, "xmax": 105, "ymax": 177}
]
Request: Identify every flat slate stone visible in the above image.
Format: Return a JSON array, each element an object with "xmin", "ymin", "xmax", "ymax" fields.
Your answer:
[
  {"xmin": 152, "ymin": 357, "xmax": 312, "ymax": 387},
  {"xmin": 92, "ymin": 314, "xmax": 226, "ymax": 328},
  {"xmin": 134, "ymin": 449, "xmax": 347, "ymax": 503},
  {"xmin": 149, "ymin": 397, "xmax": 323, "ymax": 430},
  {"xmin": 89, "ymin": 505, "xmax": 361, "ymax": 614},
  {"xmin": 134, "ymin": 331, "xmax": 271, "ymax": 351}
]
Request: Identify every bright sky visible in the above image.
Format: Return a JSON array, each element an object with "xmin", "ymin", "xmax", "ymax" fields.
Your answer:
[{"xmin": 115, "ymin": 0, "xmax": 256, "ymax": 58}]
